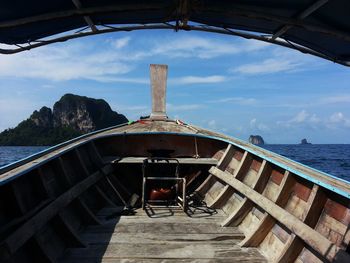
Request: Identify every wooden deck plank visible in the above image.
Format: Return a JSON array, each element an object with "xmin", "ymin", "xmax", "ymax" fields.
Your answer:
[
  {"xmin": 97, "ymin": 214, "xmax": 224, "ymax": 224},
  {"xmin": 59, "ymin": 208, "xmax": 266, "ymax": 262},
  {"xmin": 95, "ymin": 207, "xmax": 225, "ymax": 222},
  {"xmin": 62, "ymin": 257, "xmax": 265, "ymax": 263},
  {"xmin": 84, "ymin": 222, "xmax": 238, "ymax": 234},
  {"xmin": 63, "ymin": 243, "xmax": 264, "ymax": 259},
  {"xmin": 81, "ymin": 232, "xmax": 244, "ymax": 244},
  {"xmin": 63, "ymin": 242, "xmax": 264, "ymax": 262}
]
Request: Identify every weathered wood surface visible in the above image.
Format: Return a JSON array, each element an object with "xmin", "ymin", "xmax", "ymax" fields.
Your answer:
[
  {"xmin": 104, "ymin": 156, "xmax": 218, "ymax": 165},
  {"xmin": 217, "ymin": 144, "xmax": 235, "ymax": 170},
  {"xmin": 1, "ymin": 119, "xmax": 350, "ymax": 262},
  {"xmin": 2, "ymin": 118, "xmax": 349, "ymax": 201},
  {"xmin": 240, "ymin": 171, "xmax": 294, "ymax": 247},
  {"xmin": 0, "ymin": 165, "xmax": 112, "ymax": 257},
  {"xmin": 210, "ymin": 166, "xmax": 348, "ymax": 262},
  {"xmin": 150, "ymin": 64, "xmax": 168, "ymax": 120},
  {"xmin": 60, "ymin": 208, "xmax": 266, "ymax": 262},
  {"xmin": 275, "ymin": 185, "xmax": 327, "ymax": 263},
  {"xmin": 220, "ymin": 154, "xmax": 267, "ymax": 227},
  {"xmin": 61, "ymin": 260, "xmax": 263, "ymax": 263}
]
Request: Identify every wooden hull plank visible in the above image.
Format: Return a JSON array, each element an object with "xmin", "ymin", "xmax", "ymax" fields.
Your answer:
[
  {"xmin": 210, "ymin": 166, "xmax": 345, "ymax": 262},
  {"xmin": 275, "ymin": 185, "xmax": 328, "ymax": 262},
  {"xmin": 0, "ymin": 165, "xmax": 112, "ymax": 257},
  {"xmin": 220, "ymin": 159, "xmax": 270, "ymax": 226}
]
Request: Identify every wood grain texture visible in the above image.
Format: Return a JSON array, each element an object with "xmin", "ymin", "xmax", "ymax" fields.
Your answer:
[
  {"xmin": 209, "ymin": 150, "xmax": 251, "ymax": 209},
  {"xmin": 210, "ymin": 167, "xmax": 345, "ymax": 262},
  {"xmin": 217, "ymin": 144, "xmax": 235, "ymax": 171},
  {"xmin": 230, "ymin": 170, "xmax": 293, "ymax": 248},
  {"xmin": 150, "ymin": 64, "xmax": 168, "ymax": 120},
  {"xmin": 324, "ymin": 199, "xmax": 350, "ymax": 225},
  {"xmin": 221, "ymin": 160, "xmax": 273, "ymax": 227},
  {"xmin": 276, "ymin": 185, "xmax": 327, "ymax": 262},
  {"xmin": 60, "ymin": 208, "xmax": 266, "ymax": 263},
  {"xmin": 0, "ymin": 165, "xmax": 112, "ymax": 257},
  {"xmin": 208, "ymin": 184, "xmax": 233, "ymax": 208}
]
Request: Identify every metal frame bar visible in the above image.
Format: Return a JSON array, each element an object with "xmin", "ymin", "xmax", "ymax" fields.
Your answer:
[
  {"xmin": 142, "ymin": 177, "xmax": 186, "ymax": 211},
  {"xmin": 0, "ymin": 3, "xmax": 347, "ymax": 41},
  {"xmin": 199, "ymin": 6, "xmax": 350, "ymax": 42},
  {"xmin": 71, "ymin": 0, "xmax": 98, "ymax": 32},
  {"xmin": 0, "ymin": 4, "xmax": 162, "ymax": 28},
  {"xmin": 0, "ymin": 2, "xmax": 349, "ymax": 64},
  {"xmin": 141, "ymin": 157, "xmax": 186, "ymax": 211},
  {"xmin": 0, "ymin": 22, "xmax": 347, "ymax": 66},
  {"xmin": 271, "ymin": 0, "xmax": 329, "ymax": 40}
]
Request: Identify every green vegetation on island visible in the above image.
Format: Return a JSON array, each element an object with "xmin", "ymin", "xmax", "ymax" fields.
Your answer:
[{"xmin": 0, "ymin": 94, "xmax": 128, "ymax": 146}]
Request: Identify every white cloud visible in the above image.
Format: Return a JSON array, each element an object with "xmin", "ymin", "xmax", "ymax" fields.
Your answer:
[
  {"xmin": 112, "ymin": 37, "xmax": 131, "ymax": 49},
  {"xmin": 328, "ymin": 112, "xmax": 350, "ymax": 128},
  {"xmin": 0, "ymin": 35, "xmax": 270, "ymax": 84},
  {"xmin": 94, "ymin": 75, "xmax": 227, "ymax": 85},
  {"xmin": 170, "ymin": 75, "xmax": 227, "ymax": 85},
  {"xmin": 130, "ymin": 36, "xmax": 270, "ymax": 60},
  {"xmin": 209, "ymin": 97, "xmax": 257, "ymax": 105},
  {"xmin": 309, "ymin": 114, "xmax": 321, "ymax": 124},
  {"xmin": 167, "ymin": 103, "xmax": 203, "ymax": 111},
  {"xmin": 0, "ymin": 45, "xmax": 132, "ymax": 81},
  {"xmin": 233, "ymin": 58, "xmax": 302, "ymax": 74},
  {"xmin": 320, "ymin": 95, "xmax": 350, "ymax": 104},
  {"xmin": 250, "ymin": 118, "xmax": 270, "ymax": 132},
  {"xmin": 91, "ymin": 76, "xmax": 148, "ymax": 84},
  {"xmin": 278, "ymin": 111, "xmax": 350, "ymax": 130},
  {"xmin": 291, "ymin": 110, "xmax": 309, "ymax": 123},
  {"xmin": 41, "ymin": 84, "xmax": 55, "ymax": 89},
  {"xmin": 277, "ymin": 110, "xmax": 321, "ymax": 129},
  {"xmin": 152, "ymin": 36, "xmax": 237, "ymax": 59},
  {"xmin": 243, "ymin": 39, "xmax": 271, "ymax": 51},
  {"xmin": 250, "ymin": 118, "xmax": 257, "ymax": 128},
  {"xmin": 231, "ymin": 48, "xmax": 320, "ymax": 75}
]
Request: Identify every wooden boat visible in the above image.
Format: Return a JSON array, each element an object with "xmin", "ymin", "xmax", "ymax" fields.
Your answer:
[
  {"xmin": 1, "ymin": 64, "xmax": 349, "ymax": 263},
  {"xmin": 1, "ymin": 2, "xmax": 350, "ymax": 262}
]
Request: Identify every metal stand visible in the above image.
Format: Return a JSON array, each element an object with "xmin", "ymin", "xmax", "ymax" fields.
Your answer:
[{"xmin": 141, "ymin": 158, "xmax": 186, "ymax": 212}]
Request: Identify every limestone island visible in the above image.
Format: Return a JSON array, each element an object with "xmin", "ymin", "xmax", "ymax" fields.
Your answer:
[
  {"xmin": 300, "ymin": 138, "xmax": 312, "ymax": 145},
  {"xmin": 249, "ymin": 135, "xmax": 265, "ymax": 145},
  {"xmin": 0, "ymin": 94, "xmax": 128, "ymax": 146}
]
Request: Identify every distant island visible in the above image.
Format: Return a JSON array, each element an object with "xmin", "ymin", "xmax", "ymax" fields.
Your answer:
[
  {"xmin": 0, "ymin": 94, "xmax": 128, "ymax": 146},
  {"xmin": 249, "ymin": 135, "xmax": 265, "ymax": 145},
  {"xmin": 300, "ymin": 138, "xmax": 312, "ymax": 145}
]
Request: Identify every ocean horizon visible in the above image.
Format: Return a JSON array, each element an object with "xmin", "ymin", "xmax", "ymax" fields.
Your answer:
[{"xmin": 1, "ymin": 144, "xmax": 349, "ymax": 182}]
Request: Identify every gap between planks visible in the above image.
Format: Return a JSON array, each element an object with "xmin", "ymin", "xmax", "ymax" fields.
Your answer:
[{"xmin": 59, "ymin": 207, "xmax": 266, "ymax": 262}]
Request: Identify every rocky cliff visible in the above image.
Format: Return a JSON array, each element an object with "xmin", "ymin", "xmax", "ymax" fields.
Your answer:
[
  {"xmin": 249, "ymin": 135, "xmax": 265, "ymax": 145},
  {"xmin": 0, "ymin": 94, "xmax": 128, "ymax": 146},
  {"xmin": 300, "ymin": 138, "xmax": 311, "ymax": 145}
]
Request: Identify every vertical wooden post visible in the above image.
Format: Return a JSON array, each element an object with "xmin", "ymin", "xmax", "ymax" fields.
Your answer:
[{"xmin": 150, "ymin": 64, "xmax": 168, "ymax": 120}]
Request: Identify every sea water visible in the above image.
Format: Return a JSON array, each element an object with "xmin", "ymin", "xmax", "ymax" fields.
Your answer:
[
  {"xmin": 0, "ymin": 145, "xmax": 349, "ymax": 182},
  {"xmin": 262, "ymin": 144, "xmax": 350, "ymax": 182}
]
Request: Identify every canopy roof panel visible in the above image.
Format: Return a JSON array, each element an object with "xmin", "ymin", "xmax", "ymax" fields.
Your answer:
[{"xmin": 1, "ymin": 0, "xmax": 350, "ymax": 66}]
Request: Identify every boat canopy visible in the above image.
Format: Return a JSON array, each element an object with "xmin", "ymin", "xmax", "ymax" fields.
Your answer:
[{"xmin": 1, "ymin": 0, "xmax": 350, "ymax": 66}]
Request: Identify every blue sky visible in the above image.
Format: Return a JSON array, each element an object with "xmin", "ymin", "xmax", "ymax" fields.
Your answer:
[{"xmin": 0, "ymin": 30, "xmax": 350, "ymax": 143}]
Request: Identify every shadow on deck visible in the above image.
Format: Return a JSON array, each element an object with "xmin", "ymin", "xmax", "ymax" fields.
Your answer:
[{"xmin": 59, "ymin": 206, "xmax": 266, "ymax": 263}]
